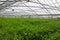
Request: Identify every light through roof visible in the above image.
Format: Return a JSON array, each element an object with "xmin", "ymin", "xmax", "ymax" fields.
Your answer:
[{"xmin": 0, "ymin": 0, "xmax": 60, "ymax": 18}]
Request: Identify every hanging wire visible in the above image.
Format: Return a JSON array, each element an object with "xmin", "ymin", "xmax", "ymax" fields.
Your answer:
[
  {"xmin": 29, "ymin": 0, "xmax": 59, "ymax": 10},
  {"xmin": 55, "ymin": 0, "xmax": 60, "ymax": 12},
  {"xmin": 29, "ymin": 0, "xmax": 49, "ymax": 16},
  {"xmin": 0, "ymin": 0, "xmax": 17, "ymax": 10},
  {"xmin": 23, "ymin": 2, "xmax": 37, "ymax": 15},
  {"xmin": 50, "ymin": 0, "xmax": 60, "ymax": 17},
  {"xmin": 30, "ymin": 0, "xmax": 60, "ymax": 16},
  {"xmin": 0, "ymin": 0, "xmax": 60, "ymax": 17},
  {"xmin": 44, "ymin": 0, "xmax": 57, "ymax": 17},
  {"xmin": 37, "ymin": 0, "xmax": 52, "ymax": 16},
  {"xmin": 28, "ymin": 0, "xmax": 45, "ymax": 16}
]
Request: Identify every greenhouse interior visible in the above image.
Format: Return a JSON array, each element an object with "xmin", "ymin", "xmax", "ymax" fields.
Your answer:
[{"xmin": 0, "ymin": 0, "xmax": 60, "ymax": 18}]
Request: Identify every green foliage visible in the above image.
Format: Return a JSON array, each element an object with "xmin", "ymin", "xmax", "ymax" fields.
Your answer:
[{"xmin": 0, "ymin": 17, "xmax": 60, "ymax": 40}]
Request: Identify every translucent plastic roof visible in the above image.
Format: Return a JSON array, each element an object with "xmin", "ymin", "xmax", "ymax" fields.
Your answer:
[{"xmin": 0, "ymin": 0, "xmax": 60, "ymax": 17}]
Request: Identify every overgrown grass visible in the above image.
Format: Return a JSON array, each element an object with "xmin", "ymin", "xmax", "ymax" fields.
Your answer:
[{"xmin": 0, "ymin": 17, "xmax": 60, "ymax": 40}]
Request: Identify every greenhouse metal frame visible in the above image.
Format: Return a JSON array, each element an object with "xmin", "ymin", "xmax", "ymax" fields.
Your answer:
[{"xmin": 0, "ymin": 0, "xmax": 60, "ymax": 18}]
